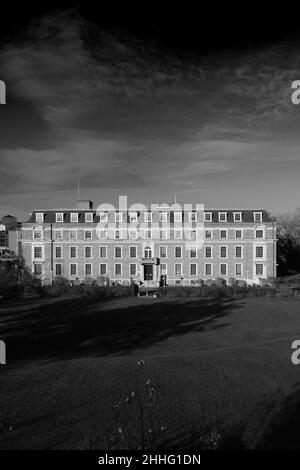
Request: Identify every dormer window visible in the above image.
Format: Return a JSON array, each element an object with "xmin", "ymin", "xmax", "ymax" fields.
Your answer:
[
  {"xmin": 56, "ymin": 213, "xmax": 64, "ymax": 223},
  {"xmin": 85, "ymin": 213, "xmax": 93, "ymax": 223},
  {"xmin": 254, "ymin": 212, "xmax": 263, "ymax": 223},
  {"xmin": 70, "ymin": 213, "xmax": 78, "ymax": 223},
  {"xmin": 219, "ymin": 212, "xmax": 227, "ymax": 222},
  {"xmin": 174, "ymin": 212, "xmax": 182, "ymax": 223},
  {"xmin": 99, "ymin": 212, "xmax": 108, "ymax": 223},
  {"xmin": 233, "ymin": 212, "xmax": 242, "ymax": 222},
  {"xmin": 35, "ymin": 213, "xmax": 44, "ymax": 223},
  {"xmin": 204, "ymin": 213, "xmax": 212, "ymax": 222},
  {"xmin": 129, "ymin": 212, "xmax": 137, "ymax": 223}
]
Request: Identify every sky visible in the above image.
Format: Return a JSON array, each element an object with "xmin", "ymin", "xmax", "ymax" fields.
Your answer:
[{"xmin": 0, "ymin": 4, "xmax": 300, "ymax": 220}]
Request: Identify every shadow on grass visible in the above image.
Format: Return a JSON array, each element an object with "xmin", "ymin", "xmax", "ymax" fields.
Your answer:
[{"xmin": 0, "ymin": 296, "xmax": 245, "ymax": 364}]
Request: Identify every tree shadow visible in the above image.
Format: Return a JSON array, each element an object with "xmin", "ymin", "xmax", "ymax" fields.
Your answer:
[{"xmin": 0, "ymin": 296, "xmax": 245, "ymax": 364}]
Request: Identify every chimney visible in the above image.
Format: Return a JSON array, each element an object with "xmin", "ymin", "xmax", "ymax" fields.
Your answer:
[{"xmin": 76, "ymin": 200, "xmax": 93, "ymax": 210}]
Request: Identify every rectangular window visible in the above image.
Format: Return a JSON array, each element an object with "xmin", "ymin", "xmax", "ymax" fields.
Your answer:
[
  {"xmin": 204, "ymin": 213, "xmax": 212, "ymax": 222},
  {"xmin": 190, "ymin": 246, "xmax": 197, "ymax": 258},
  {"xmin": 85, "ymin": 213, "xmax": 94, "ymax": 222},
  {"xmin": 55, "ymin": 264, "xmax": 62, "ymax": 276},
  {"xmin": 220, "ymin": 264, "xmax": 227, "ymax": 276},
  {"xmin": 85, "ymin": 246, "xmax": 92, "ymax": 258},
  {"xmin": 115, "ymin": 263, "xmax": 122, "ymax": 276},
  {"xmin": 70, "ymin": 246, "xmax": 77, "ymax": 258},
  {"xmin": 55, "ymin": 230, "xmax": 63, "ymax": 240},
  {"xmin": 100, "ymin": 263, "xmax": 107, "ymax": 275},
  {"xmin": 55, "ymin": 246, "xmax": 62, "ymax": 258},
  {"xmin": 85, "ymin": 230, "xmax": 92, "ymax": 239},
  {"xmin": 129, "ymin": 229, "xmax": 137, "ymax": 239},
  {"xmin": 99, "ymin": 246, "xmax": 107, "ymax": 258},
  {"xmin": 70, "ymin": 264, "xmax": 77, "ymax": 276},
  {"xmin": 254, "ymin": 212, "xmax": 263, "ymax": 223},
  {"xmin": 160, "ymin": 263, "xmax": 167, "ymax": 274},
  {"xmin": 174, "ymin": 229, "xmax": 182, "ymax": 239},
  {"xmin": 175, "ymin": 246, "xmax": 182, "ymax": 258},
  {"xmin": 233, "ymin": 212, "xmax": 242, "ymax": 222},
  {"xmin": 256, "ymin": 246, "xmax": 264, "ymax": 258},
  {"xmin": 115, "ymin": 212, "xmax": 123, "ymax": 223},
  {"xmin": 70, "ymin": 213, "xmax": 78, "ymax": 223},
  {"xmin": 128, "ymin": 212, "xmax": 137, "ymax": 223},
  {"xmin": 190, "ymin": 263, "xmax": 197, "ymax": 276},
  {"xmin": 220, "ymin": 246, "xmax": 227, "ymax": 258},
  {"xmin": 219, "ymin": 212, "xmax": 227, "ymax": 222},
  {"xmin": 235, "ymin": 229, "xmax": 242, "ymax": 239},
  {"xmin": 160, "ymin": 212, "xmax": 168, "ymax": 222},
  {"xmin": 33, "ymin": 229, "xmax": 42, "ymax": 239},
  {"xmin": 35, "ymin": 213, "xmax": 44, "ymax": 223},
  {"xmin": 130, "ymin": 246, "xmax": 137, "ymax": 258},
  {"xmin": 255, "ymin": 229, "xmax": 264, "ymax": 238},
  {"xmin": 256, "ymin": 264, "xmax": 264, "ymax": 276},
  {"xmin": 130, "ymin": 263, "xmax": 137, "ymax": 276},
  {"xmin": 99, "ymin": 229, "xmax": 107, "ymax": 239},
  {"xmin": 175, "ymin": 263, "xmax": 182, "ymax": 276},
  {"xmin": 144, "ymin": 229, "xmax": 152, "ymax": 239},
  {"xmin": 160, "ymin": 246, "xmax": 167, "ymax": 258},
  {"xmin": 205, "ymin": 263, "xmax": 212, "ymax": 276},
  {"xmin": 34, "ymin": 263, "xmax": 42, "ymax": 275},
  {"xmin": 34, "ymin": 246, "xmax": 42, "ymax": 258},
  {"xmin": 205, "ymin": 229, "xmax": 212, "ymax": 239},
  {"xmin": 174, "ymin": 212, "xmax": 182, "ymax": 222},
  {"xmin": 85, "ymin": 264, "xmax": 92, "ymax": 276},
  {"xmin": 220, "ymin": 230, "xmax": 227, "ymax": 239},
  {"xmin": 99, "ymin": 212, "xmax": 108, "ymax": 223},
  {"xmin": 144, "ymin": 212, "xmax": 152, "ymax": 222},
  {"xmin": 70, "ymin": 229, "xmax": 77, "ymax": 240},
  {"xmin": 189, "ymin": 212, "xmax": 197, "ymax": 222},
  {"xmin": 205, "ymin": 246, "xmax": 212, "ymax": 258},
  {"xmin": 161, "ymin": 229, "xmax": 169, "ymax": 239},
  {"xmin": 115, "ymin": 246, "xmax": 122, "ymax": 258},
  {"xmin": 235, "ymin": 263, "xmax": 242, "ymax": 276},
  {"xmin": 235, "ymin": 246, "xmax": 242, "ymax": 258}
]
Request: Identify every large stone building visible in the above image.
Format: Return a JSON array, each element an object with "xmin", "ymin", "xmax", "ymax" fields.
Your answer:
[{"xmin": 20, "ymin": 199, "xmax": 277, "ymax": 285}]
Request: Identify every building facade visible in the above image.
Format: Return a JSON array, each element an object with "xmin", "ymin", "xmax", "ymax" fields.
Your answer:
[{"xmin": 20, "ymin": 200, "xmax": 277, "ymax": 285}]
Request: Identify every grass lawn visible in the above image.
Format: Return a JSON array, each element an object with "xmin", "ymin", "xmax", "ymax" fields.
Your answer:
[{"xmin": 0, "ymin": 295, "xmax": 300, "ymax": 449}]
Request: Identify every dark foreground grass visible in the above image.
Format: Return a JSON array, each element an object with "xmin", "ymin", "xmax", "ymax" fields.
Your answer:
[{"xmin": 0, "ymin": 296, "xmax": 300, "ymax": 449}]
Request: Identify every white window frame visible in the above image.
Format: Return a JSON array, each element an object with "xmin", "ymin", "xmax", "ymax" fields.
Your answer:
[
  {"xmin": 98, "ymin": 229, "xmax": 107, "ymax": 240},
  {"xmin": 69, "ymin": 263, "xmax": 78, "ymax": 276},
  {"xmin": 55, "ymin": 212, "xmax": 64, "ymax": 224},
  {"xmin": 129, "ymin": 263, "xmax": 137, "ymax": 276},
  {"xmin": 255, "ymin": 263, "xmax": 265, "ymax": 277},
  {"xmin": 99, "ymin": 246, "xmax": 107, "ymax": 258},
  {"xmin": 160, "ymin": 212, "xmax": 168, "ymax": 222},
  {"xmin": 235, "ymin": 229, "xmax": 243, "ymax": 239},
  {"xmin": 160, "ymin": 245, "xmax": 167, "ymax": 258},
  {"xmin": 114, "ymin": 246, "xmax": 122, "ymax": 259},
  {"xmin": 220, "ymin": 229, "xmax": 228, "ymax": 239},
  {"xmin": 189, "ymin": 246, "xmax": 197, "ymax": 258},
  {"xmin": 174, "ymin": 212, "xmax": 182, "ymax": 223},
  {"xmin": 84, "ymin": 229, "xmax": 92, "ymax": 240},
  {"xmin": 219, "ymin": 212, "xmax": 227, "ymax": 222},
  {"xmin": 55, "ymin": 263, "xmax": 63, "ymax": 276},
  {"xmin": 115, "ymin": 212, "xmax": 123, "ymax": 223},
  {"xmin": 85, "ymin": 263, "xmax": 93, "ymax": 276},
  {"xmin": 55, "ymin": 230, "xmax": 63, "ymax": 240},
  {"xmin": 144, "ymin": 212, "xmax": 152, "ymax": 222},
  {"xmin": 204, "ymin": 212, "xmax": 212, "ymax": 222},
  {"xmin": 254, "ymin": 212, "xmax": 263, "ymax": 223},
  {"xmin": 69, "ymin": 229, "xmax": 77, "ymax": 240},
  {"xmin": 190, "ymin": 263, "xmax": 197, "ymax": 276},
  {"xmin": 69, "ymin": 246, "xmax": 77, "ymax": 259},
  {"xmin": 205, "ymin": 229, "xmax": 212, "ymax": 239},
  {"xmin": 220, "ymin": 246, "xmax": 228, "ymax": 259},
  {"xmin": 205, "ymin": 245, "xmax": 213, "ymax": 258},
  {"xmin": 114, "ymin": 263, "xmax": 122, "ymax": 276},
  {"xmin": 99, "ymin": 212, "xmax": 108, "ymax": 223},
  {"xmin": 129, "ymin": 245, "xmax": 137, "ymax": 258},
  {"xmin": 33, "ymin": 228, "xmax": 43, "ymax": 239},
  {"xmin": 174, "ymin": 263, "xmax": 182, "ymax": 276},
  {"xmin": 85, "ymin": 245, "xmax": 92, "ymax": 258},
  {"xmin": 99, "ymin": 263, "xmax": 107, "ymax": 276},
  {"xmin": 129, "ymin": 212, "xmax": 138, "ymax": 223},
  {"xmin": 205, "ymin": 263, "xmax": 213, "ymax": 276},
  {"xmin": 33, "ymin": 245, "xmax": 43, "ymax": 260},
  {"xmin": 233, "ymin": 212, "xmax": 242, "ymax": 222},
  {"xmin": 85, "ymin": 212, "xmax": 94, "ymax": 223},
  {"xmin": 174, "ymin": 246, "xmax": 182, "ymax": 258},
  {"xmin": 70, "ymin": 212, "xmax": 78, "ymax": 223},
  {"xmin": 220, "ymin": 263, "xmax": 228, "ymax": 276},
  {"xmin": 35, "ymin": 213, "xmax": 44, "ymax": 224},
  {"xmin": 55, "ymin": 246, "xmax": 63, "ymax": 259},
  {"xmin": 235, "ymin": 263, "xmax": 243, "ymax": 276},
  {"xmin": 235, "ymin": 245, "xmax": 243, "ymax": 259},
  {"xmin": 129, "ymin": 229, "xmax": 138, "ymax": 240},
  {"xmin": 255, "ymin": 227, "xmax": 265, "ymax": 239},
  {"xmin": 174, "ymin": 229, "xmax": 182, "ymax": 239}
]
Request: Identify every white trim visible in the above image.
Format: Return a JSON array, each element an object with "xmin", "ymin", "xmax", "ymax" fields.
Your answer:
[
  {"xmin": 70, "ymin": 212, "xmax": 79, "ymax": 223},
  {"xmin": 235, "ymin": 262, "xmax": 243, "ymax": 276},
  {"xmin": 159, "ymin": 245, "xmax": 168, "ymax": 258},
  {"xmin": 114, "ymin": 262, "xmax": 122, "ymax": 276},
  {"xmin": 69, "ymin": 246, "xmax": 77, "ymax": 259},
  {"xmin": 55, "ymin": 245, "xmax": 63, "ymax": 259},
  {"xmin": 174, "ymin": 245, "xmax": 182, "ymax": 258},
  {"xmin": 55, "ymin": 212, "xmax": 64, "ymax": 223},
  {"xmin": 35, "ymin": 213, "xmax": 44, "ymax": 224},
  {"xmin": 99, "ymin": 245, "xmax": 107, "ymax": 258},
  {"xmin": 174, "ymin": 212, "xmax": 182, "ymax": 223},
  {"xmin": 204, "ymin": 212, "xmax": 212, "ymax": 222},
  {"xmin": 220, "ymin": 229, "xmax": 228, "ymax": 239},
  {"xmin": 99, "ymin": 263, "xmax": 107, "ymax": 276},
  {"xmin": 220, "ymin": 262, "xmax": 228, "ymax": 276},
  {"xmin": 84, "ymin": 229, "xmax": 93, "ymax": 240},
  {"xmin": 205, "ymin": 245, "xmax": 213, "ymax": 259},
  {"xmin": 84, "ymin": 263, "xmax": 93, "ymax": 276},
  {"xmin": 189, "ymin": 212, "xmax": 197, "ymax": 222},
  {"xmin": 69, "ymin": 263, "xmax": 78, "ymax": 276},
  {"xmin": 254, "ymin": 212, "xmax": 263, "ymax": 223},
  {"xmin": 85, "ymin": 213, "xmax": 94, "ymax": 223},
  {"xmin": 54, "ymin": 262, "xmax": 63, "ymax": 276},
  {"xmin": 189, "ymin": 263, "xmax": 197, "ymax": 276},
  {"xmin": 205, "ymin": 263, "xmax": 213, "ymax": 276},
  {"xmin": 129, "ymin": 245, "xmax": 137, "ymax": 258},
  {"xmin": 235, "ymin": 228, "xmax": 243, "ymax": 239},
  {"xmin": 233, "ymin": 212, "xmax": 242, "ymax": 222},
  {"xmin": 129, "ymin": 263, "xmax": 137, "ymax": 276},
  {"xmin": 218, "ymin": 212, "xmax": 227, "ymax": 222},
  {"xmin": 220, "ymin": 245, "xmax": 228, "ymax": 259},
  {"xmin": 235, "ymin": 245, "xmax": 243, "ymax": 259},
  {"xmin": 189, "ymin": 245, "xmax": 197, "ymax": 258},
  {"xmin": 114, "ymin": 245, "xmax": 123, "ymax": 259},
  {"xmin": 174, "ymin": 262, "xmax": 182, "ymax": 276},
  {"xmin": 84, "ymin": 245, "xmax": 92, "ymax": 259}
]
